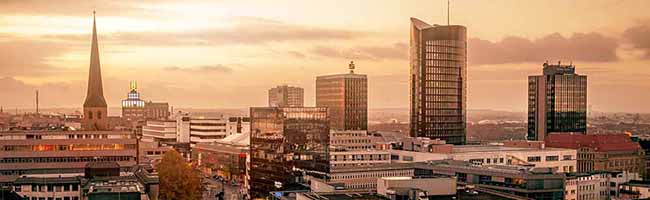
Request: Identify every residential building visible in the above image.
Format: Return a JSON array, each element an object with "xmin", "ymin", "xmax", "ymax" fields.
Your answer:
[
  {"xmin": 528, "ymin": 62, "xmax": 587, "ymax": 141},
  {"xmin": 316, "ymin": 61, "xmax": 368, "ymax": 131},
  {"xmin": 82, "ymin": 12, "xmax": 108, "ymax": 131},
  {"xmin": 546, "ymin": 134, "xmax": 644, "ymax": 175},
  {"xmin": 268, "ymin": 85, "xmax": 304, "ymax": 107},
  {"xmin": 249, "ymin": 107, "xmax": 329, "ymax": 198},
  {"xmin": 409, "ymin": 17, "xmax": 467, "ymax": 144}
]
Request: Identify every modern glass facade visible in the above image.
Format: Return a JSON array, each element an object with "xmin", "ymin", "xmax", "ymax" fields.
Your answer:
[
  {"xmin": 528, "ymin": 62, "xmax": 587, "ymax": 141},
  {"xmin": 409, "ymin": 18, "xmax": 467, "ymax": 145},
  {"xmin": 249, "ymin": 107, "xmax": 330, "ymax": 198},
  {"xmin": 316, "ymin": 73, "xmax": 368, "ymax": 131}
]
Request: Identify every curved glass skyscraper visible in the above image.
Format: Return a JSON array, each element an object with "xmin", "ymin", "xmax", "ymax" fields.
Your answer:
[{"xmin": 409, "ymin": 18, "xmax": 467, "ymax": 145}]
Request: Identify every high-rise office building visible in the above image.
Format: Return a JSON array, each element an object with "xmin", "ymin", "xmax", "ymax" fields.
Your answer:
[
  {"xmin": 249, "ymin": 107, "xmax": 330, "ymax": 198},
  {"xmin": 409, "ymin": 18, "xmax": 467, "ymax": 144},
  {"xmin": 316, "ymin": 61, "xmax": 368, "ymax": 131},
  {"xmin": 528, "ymin": 62, "xmax": 587, "ymax": 141},
  {"xmin": 82, "ymin": 12, "xmax": 109, "ymax": 131},
  {"xmin": 268, "ymin": 85, "xmax": 304, "ymax": 107}
]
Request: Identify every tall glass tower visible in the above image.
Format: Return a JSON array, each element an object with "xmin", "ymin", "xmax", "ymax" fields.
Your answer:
[
  {"xmin": 528, "ymin": 62, "xmax": 587, "ymax": 141},
  {"xmin": 409, "ymin": 18, "xmax": 467, "ymax": 145}
]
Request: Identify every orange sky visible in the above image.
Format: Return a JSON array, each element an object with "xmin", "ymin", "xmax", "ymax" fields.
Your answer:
[{"xmin": 1, "ymin": 0, "xmax": 650, "ymax": 112}]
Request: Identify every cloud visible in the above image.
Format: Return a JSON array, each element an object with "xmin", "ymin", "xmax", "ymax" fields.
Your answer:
[
  {"xmin": 0, "ymin": 0, "xmax": 166, "ymax": 18},
  {"xmin": 468, "ymin": 32, "xmax": 619, "ymax": 65},
  {"xmin": 163, "ymin": 65, "xmax": 233, "ymax": 73},
  {"xmin": 622, "ymin": 22, "xmax": 650, "ymax": 59},
  {"xmin": 311, "ymin": 42, "xmax": 408, "ymax": 61},
  {"xmin": 0, "ymin": 37, "xmax": 78, "ymax": 76},
  {"xmin": 41, "ymin": 17, "xmax": 360, "ymax": 47}
]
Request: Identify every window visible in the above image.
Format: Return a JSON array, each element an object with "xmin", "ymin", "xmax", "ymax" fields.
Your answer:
[
  {"xmin": 563, "ymin": 155, "xmax": 573, "ymax": 160},
  {"xmin": 97, "ymin": 111, "xmax": 102, "ymax": 119},
  {"xmin": 527, "ymin": 156, "xmax": 541, "ymax": 162},
  {"xmin": 88, "ymin": 111, "xmax": 93, "ymax": 119},
  {"xmin": 402, "ymin": 156, "xmax": 413, "ymax": 161},
  {"xmin": 546, "ymin": 156, "xmax": 559, "ymax": 161}
]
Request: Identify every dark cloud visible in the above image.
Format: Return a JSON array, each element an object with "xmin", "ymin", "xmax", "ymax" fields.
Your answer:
[
  {"xmin": 311, "ymin": 43, "xmax": 407, "ymax": 61},
  {"xmin": 468, "ymin": 32, "xmax": 619, "ymax": 65},
  {"xmin": 623, "ymin": 22, "xmax": 650, "ymax": 59},
  {"xmin": 163, "ymin": 65, "xmax": 233, "ymax": 73}
]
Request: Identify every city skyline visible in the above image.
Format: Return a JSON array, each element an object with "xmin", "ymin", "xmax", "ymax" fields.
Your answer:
[{"xmin": 2, "ymin": 0, "xmax": 650, "ymax": 113}]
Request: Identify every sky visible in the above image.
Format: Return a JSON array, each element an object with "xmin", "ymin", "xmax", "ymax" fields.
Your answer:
[{"xmin": 1, "ymin": 0, "xmax": 650, "ymax": 113}]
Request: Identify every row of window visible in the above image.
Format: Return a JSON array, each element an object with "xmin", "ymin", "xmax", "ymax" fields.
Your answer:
[
  {"xmin": 2, "ymin": 144, "xmax": 135, "ymax": 152},
  {"xmin": 0, "ymin": 156, "xmax": 133, "ymax": 163}
]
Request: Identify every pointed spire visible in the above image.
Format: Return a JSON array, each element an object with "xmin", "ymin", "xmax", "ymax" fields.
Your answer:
[{"xmin": 83, "ymin": 10, "xmax": 107, "ymax": 108}]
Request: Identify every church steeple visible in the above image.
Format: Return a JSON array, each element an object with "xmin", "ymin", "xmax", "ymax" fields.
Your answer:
[
  {"xmin": 83, "ymin": 10, "xmax": 107, "ymax": 108},
  {"xmin": 82, "ymin": 11, "xmax": 108, "ymax": 131}
]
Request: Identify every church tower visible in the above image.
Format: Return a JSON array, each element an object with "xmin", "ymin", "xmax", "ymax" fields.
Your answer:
[{"xmin": 82, "ymin": 11, "xmax": 109, "ymax": 130}]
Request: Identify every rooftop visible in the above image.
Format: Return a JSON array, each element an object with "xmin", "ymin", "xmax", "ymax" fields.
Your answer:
[
  {"xmin": 546, "ymin": 133, "xmax": 641, "ymax": 152},
  {"xmin": 451, "ymin": 144, "xmax": 570, "ymax": 154}
]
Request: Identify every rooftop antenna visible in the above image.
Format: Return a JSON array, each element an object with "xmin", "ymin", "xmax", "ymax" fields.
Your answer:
[{"xmin": 349, "ymin": 61, "xmax": 355, "ymax": 74}]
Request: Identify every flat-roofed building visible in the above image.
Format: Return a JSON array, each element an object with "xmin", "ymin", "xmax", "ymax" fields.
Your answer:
[
  {"xmin": 249, "ymin": 107, "xmax": 329, "ymax": 198},
  {"xmin": 376, "ymin": 175, "xmax": 456, "ymax": 199},
  {"xmin": 325, "ymin": 163, "xmax": 415, "ymax": 192},
  {"xmin": 388, "ymin": 144, "xmax": 577, "ymax": 173},
  {"xmin": 528, "ymin": 62, "xmax": 587, "ymax": 141},
  {"xmin": 546, "ymin": 133, "xmax": 645, "ymax": 175},
  {"xmin": 268, "ymin": 85, "xmax": 304, "ymax": 107},
  {"xmin": 316, "ymin": 63, "xmax": 368, "ymax": 131},
  {"xmin": 0, "ymin": 131, "xmax": 137, "ymax": 176},
  {"xmin": 142, "ymin": 120, "xmax": 177, "ymax": 144},
  {"xmin": 416, "ymin": 160, "xmax": 566, "ymax": 200}
]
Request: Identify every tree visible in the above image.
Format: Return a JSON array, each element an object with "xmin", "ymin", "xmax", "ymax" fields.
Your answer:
[{"xmin": 157, "ymin": 150, "xmax": 203, "ymax": 200}]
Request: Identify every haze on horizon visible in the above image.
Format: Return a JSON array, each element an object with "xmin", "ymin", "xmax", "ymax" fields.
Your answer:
[{"xmin": 1, "ymin": 0, "xmax": 650, "ymax": 113}]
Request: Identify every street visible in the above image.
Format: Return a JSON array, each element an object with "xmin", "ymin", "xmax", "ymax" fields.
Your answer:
[{"xmin": 202, "ymin": 177, "xmax": 244, "ymax": 200}]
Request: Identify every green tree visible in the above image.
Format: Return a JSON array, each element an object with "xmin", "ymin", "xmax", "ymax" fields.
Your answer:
[{"xmin": 158, "ymin": 150, "xmax": 203, "ymax": 200}]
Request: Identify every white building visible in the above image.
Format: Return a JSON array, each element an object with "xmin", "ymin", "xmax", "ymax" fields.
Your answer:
[
  {"xmin": 565, "ymin": 171, "xmax": 641, "ymax": 200},
  {"xmin": 141, "ymin": 115, "xmax": 250, "ymax": 146},
  {"xmin": 389, "ymin": 144, "xmax": 577, "ymax": 173}
]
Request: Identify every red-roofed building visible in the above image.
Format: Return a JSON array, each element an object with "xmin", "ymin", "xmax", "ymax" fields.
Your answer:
[{"xmin": 546, "ymin": 133, "xmax": 644, "ymax": 176}]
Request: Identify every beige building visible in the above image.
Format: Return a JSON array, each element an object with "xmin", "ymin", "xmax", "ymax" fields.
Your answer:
[
  {"xmin": 316, "ymin": 62, "xmax": 368, "ymax": 131},
  {"xmin": 0, "ymin": 131, "xmax": 137, "ymax": 176},
  {"xmin": 268, "ymin": 85, "xmax": 304, "ymax": 107}
]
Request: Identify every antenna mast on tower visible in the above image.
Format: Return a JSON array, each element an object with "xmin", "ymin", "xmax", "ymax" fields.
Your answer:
[{"xmin": 36, "ymin": 90, "xmax": 39, "ymax": 115}]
